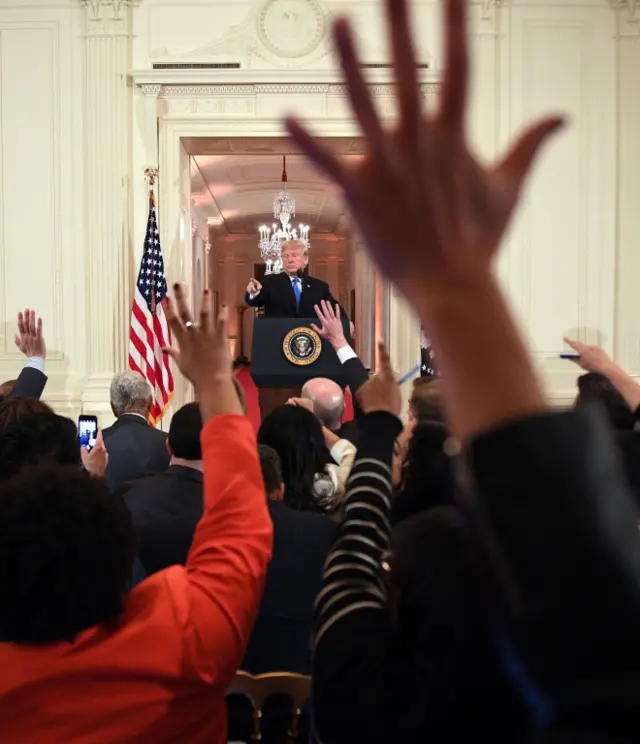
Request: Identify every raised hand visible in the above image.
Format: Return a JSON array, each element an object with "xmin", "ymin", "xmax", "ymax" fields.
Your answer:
[
  {"xmin": 247, "ymin": 279, "xmax": 262, "ymax": 295},
  {"xmin": 15, "ymin": 309, "xmax": 46, "ymax": 359},
  {"xmin": 311, "ymin": 300, "xmax": 347, "ymax": 349},
  {"xmin": 285, "ymin": 0, "xmax": 564, "ymax": 308},
  {"xmin": 81, "ymin": 430, "xmax": 108, "ymax": 477},
  {"xmin": 563, "ymin": 337, "xmax": 612, "ymax": 374},
  {"xmin": 163, "ymin": 284, "xmax": 243, "ymax": 418},
  {"xmin": 286, "ymin": 397, "xmax": 314, "ymax": 413},
  {"xmin": 357, "ymin": 343, "xmax": 401, "ymax": 417}
]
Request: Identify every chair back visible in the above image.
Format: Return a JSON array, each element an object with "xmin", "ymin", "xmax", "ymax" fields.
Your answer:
[{"xmin": 227, "ymin": 670, "xmax": 311, "ymax": 743}]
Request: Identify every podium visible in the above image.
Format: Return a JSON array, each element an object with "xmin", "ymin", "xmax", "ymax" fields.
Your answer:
[{"xmin": 250, "ymin": 317, "xmax": 351, "ymax": 419}]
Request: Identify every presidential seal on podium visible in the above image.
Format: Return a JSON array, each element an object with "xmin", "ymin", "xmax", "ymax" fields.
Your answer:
[{"xmin": 283, "ymin": 327, "xmax": 322, "ymax": 366}]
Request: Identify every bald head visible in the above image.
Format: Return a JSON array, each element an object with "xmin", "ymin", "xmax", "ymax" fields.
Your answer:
[{"xmin": 301, "ymin": 377, "xmax": 344, "ymax": 431}]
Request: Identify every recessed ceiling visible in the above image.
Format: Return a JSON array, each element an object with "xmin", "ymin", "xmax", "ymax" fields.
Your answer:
[{"xmin": 189, "ymin": 137, "xmax": 363, "ymax": 237}]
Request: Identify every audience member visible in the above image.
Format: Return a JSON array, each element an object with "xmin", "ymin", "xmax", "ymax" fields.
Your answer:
[
  {"xmin": 230, "ymin": 443, "xmax": 329, "ymax": 744},
  {"xmin": 301, "ymin": 377, "xmax": 345, "ymax": 432},
  {"xmin": 258, "ymin": 404, "xmax": 355, "ymax": 515},
  {"xmin": 0, "ymin": 410, "xmax": 79, "ymax": 481},
  {"xmin": 0, "ymin": 396, "xmax": 53, "ymax": 434},
  {"xmin": 257, "ymin": 442, "xmax": 285, "ymax": 501},
  {"xmin": 574, "ymin": 372, "xmax": 635, "ymax": 430},
  {"xmin": 312, "ymin": 299, "xmax": 369, "ymax": 438},
  {"xmin": 0, "ymin": 379, "xmax": 17, "ymax": 398},
  {"xmin": 563, "ymin": 339, "xmax": 640, "ymax": 505},
  {"xmin": 310, "ymin": 349, "xmax": 527, "ymax": 742},
  {"xmin": 564, "ymin": 337, "xmax": 640, "ymax": 416},
  {"xmin": 122, "ymin": 401, "xmax": 205, "ymax": 575},
  {"xmin": 0, "ymin": 287, "xmax": 272, "ymax": 744},
  {"xmin": 0, "ymin": 402, "xmax": 108, "ymax": 482},
  {"xmin": 391, "ymin": 420, "xmax": 455, "ymax": 526},
  {"xmin": 408, "ymin": 377, "xmax": 444, "ymax": 424},
  {"xmin": 243, "ymin": 443, "xmax": 337, "ymax": 674},
  {"xmin": 103, "ymin": 370, "xmax": 169, "ymax": 489},
  {"xmin": 0, "ymin": 309, "xmax": 48, "ymax": 402},
  {"xmin": 288, "ymin": 1, "xmax": 640, "ymax": 741}
]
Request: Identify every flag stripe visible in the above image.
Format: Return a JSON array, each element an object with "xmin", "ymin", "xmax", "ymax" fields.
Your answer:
[{"xmin": 128, "ymin": 194, "xmax": 174, "ymax": 424}]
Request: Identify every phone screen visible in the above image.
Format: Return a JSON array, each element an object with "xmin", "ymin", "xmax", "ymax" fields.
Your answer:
[
  {"xmin": 78, "ymin": 415, "xmax": 98, "ymax": 452},
  {"xmin": 559, "ymin": 353, "xmax": 580, "ymax": 360}
]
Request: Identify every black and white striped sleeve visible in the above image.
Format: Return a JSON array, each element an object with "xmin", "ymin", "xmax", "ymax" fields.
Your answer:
[{"xmin": 311, "ymin": 411, "xmax": 403, "ymax": 744}]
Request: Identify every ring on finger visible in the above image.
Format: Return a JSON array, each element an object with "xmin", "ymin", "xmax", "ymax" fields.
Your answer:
[{"xmin": 185, "ymin": 320, "xmax": 195, "ymax": 329}]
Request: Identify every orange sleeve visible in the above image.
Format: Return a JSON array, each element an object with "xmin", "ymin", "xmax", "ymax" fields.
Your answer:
[{"xmin": 182, "ymin": 415, "xmax": 273, "ymax": 684}]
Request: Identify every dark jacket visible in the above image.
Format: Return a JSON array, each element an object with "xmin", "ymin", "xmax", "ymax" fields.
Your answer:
[
  {"xmin": 228, "ymin": 501, "xmax": 336, "ymax": 744},
  {"xmin": 6, "ymin": 366, "xmax": 47, "ymax": 400},
  {"xmin": 242, "ymin": 499, "xmax": 337, "ymax": 675},
  {"xmin": 121, "ymin": 464, "xmax": 203, "ymax": 575},
  {"xmin": 312, "ymin": 407, "xmax": 640, "ymax": 743},
  {"xmin": 102, "ymin": 414, "xmax": 169, "ymax": 490},
  {"xmin": 468, "ymin": 407, "xmax": 640, "ymax": 739},
  {"xmin": 336, "ymin": 355, "xmax": 369, "ymax": 444},
  {"xmin": 122, "ymin": 465, "xmax": 203, "ymax": 574},
  {"xmin": 245, "ymin": 272, "xmax": 344, "ymax": 319}
]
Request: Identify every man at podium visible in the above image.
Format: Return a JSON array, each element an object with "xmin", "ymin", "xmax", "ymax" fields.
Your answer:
[
  {"xmin": 245, "ymin": 239, "xmax": 350, "ymax": 419},
  {"xmin": 244, "ymin": 239, "xmax": 345, "ymax": 319}
]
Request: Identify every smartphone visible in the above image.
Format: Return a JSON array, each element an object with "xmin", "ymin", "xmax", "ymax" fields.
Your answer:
[
  {"xmin": 78, "ymin": 415, "xmax": 98, "ymax": 452},
  {"xmin": 559, "ymin": 353, "xmax": 580, "ymax": 360}
]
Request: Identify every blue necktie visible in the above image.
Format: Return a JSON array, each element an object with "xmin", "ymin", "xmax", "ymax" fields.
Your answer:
[{"xmin": 293, "ymin": 277, "xmax": 302, "ymax": 310}]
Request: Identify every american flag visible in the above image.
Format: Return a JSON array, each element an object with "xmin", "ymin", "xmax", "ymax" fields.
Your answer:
[{"xmin": 128, "ymin": 193, "xmax": 174, "ymax": 424}]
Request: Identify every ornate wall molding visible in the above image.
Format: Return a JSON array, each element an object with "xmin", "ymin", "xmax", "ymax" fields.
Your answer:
[
  {"xmin": 258, "ymin": 0, "xmax": 325, "ymax": 59},
  {"xmin": 154, "ymin": 83, "xmax": 440, "ymax": 98},
  {"xmin": 149, "ymin": 81, "xmax": 440, "ymax": 119},
  {"xmin": 476, "ymin": 0, "xmax": 500, "ymax": 21},
  {"xmin": 83, "ymin": 0, "xmax": 134, "ymax": 22},
  {"xmin": 146, "ymin": 0, "xmax": 434, "ymax": 71},
  {"xmin": 609, "ymin": 0, "xmax": 638, "ymax": 18}
]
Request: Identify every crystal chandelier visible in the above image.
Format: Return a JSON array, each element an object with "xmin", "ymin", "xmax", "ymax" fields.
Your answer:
[{"xmin": 258, "ymin": 156, "xmax": 310, "ymax": 275}]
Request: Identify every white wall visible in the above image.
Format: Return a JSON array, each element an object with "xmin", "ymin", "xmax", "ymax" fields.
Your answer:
[{"xmin": 0, "ymin": 0, "xmax": 636, "ymax": 423}]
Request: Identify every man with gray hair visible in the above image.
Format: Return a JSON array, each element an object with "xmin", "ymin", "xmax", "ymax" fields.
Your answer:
[{"xmin": 102, "ymin": 371, "xmax": 169, "ymax": 490}]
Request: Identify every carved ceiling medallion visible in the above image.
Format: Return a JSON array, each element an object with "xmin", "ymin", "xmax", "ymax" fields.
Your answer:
[{"xmin": 258, "ymin": 0, "xmax": 325, "ymax": 59}]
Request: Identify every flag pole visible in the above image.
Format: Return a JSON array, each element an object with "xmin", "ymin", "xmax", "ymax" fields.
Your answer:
[{"xmin": 144, "ymin": 168, "xmax": 159, "ymax": 315}]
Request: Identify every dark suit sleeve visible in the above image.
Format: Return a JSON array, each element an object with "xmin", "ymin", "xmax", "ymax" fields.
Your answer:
[
  {"xmin": 343, "ymin": 356, "xmax": 369, "ymax": 420},
  {"xmin": 244, "ymin": 277, "xmax": 270, "ymax": 308},
  {"xmin": 8, "ymin": 365, "xmax": 47, "ymax": 400}
]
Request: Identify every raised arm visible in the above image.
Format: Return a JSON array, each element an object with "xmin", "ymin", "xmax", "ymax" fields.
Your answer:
[
  {"xmin": 313, "ymin": 348, "xmax": 403, "ymax": 744},
  {"xmin": 286, "ymin": 0, "xmax": 640, "ymax": 731},
  {"xmin": 563, "ymin": 337, "xmax": 640, "ymax": 414},
  {"xmin": 8, "ymin": 309, "xmax": 48, "ymax": 400},
  {"xmin": 244, "ymin": 277, "xmax": 268, "ymax": 308},
  {"xmin": 163, "ymin": 286, "xmax": 273, "ymax": 683},
  {"xmin": 313, "ymin": 300, "xmax": 368, "ymax": 417}
]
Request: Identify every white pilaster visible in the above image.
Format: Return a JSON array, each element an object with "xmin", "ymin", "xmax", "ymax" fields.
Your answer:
[
  {"xmin": 82, "ymin": 0, "xmax": 133, "ymax": 413},
  {"xmin": 612, "ymin": 1, "xmax": 640, "ymax": 372},
  {"xmin": 388, "ymin": 286, "xmax": 421, "ymax": 420}
]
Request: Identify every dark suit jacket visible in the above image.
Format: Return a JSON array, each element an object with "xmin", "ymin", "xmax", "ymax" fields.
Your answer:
[
  {"xmin": 102, "ymin": 414, "xmax": 169, "ymax": 490},
  {"xmin": 4, "ymin": 366, "xmax": 47, "ymax": 400},
  {"xmin": 242, "ymin": 500, "xmax": 337, "ymax": 675},
  {"xmin": 121, "ymin": 464, "xmax": 203, "ymax": 575},
  {"xmin": 334, "ymin": 355, "xmax": 370, "ymax": 445},
  {"xmin": 245, "ymin": 272, "xmax": 344, "ymax": 319}
]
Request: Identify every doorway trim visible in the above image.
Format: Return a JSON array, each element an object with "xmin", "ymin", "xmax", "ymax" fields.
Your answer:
[{"xmin": 132, "ymin": 72, "xmax": 437, "ymax": 412}]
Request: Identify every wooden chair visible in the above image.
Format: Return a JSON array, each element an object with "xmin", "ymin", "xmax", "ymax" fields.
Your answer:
[{"xmin": 227, "ymin": 670, "xmax": 311, "ymax": 743}]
